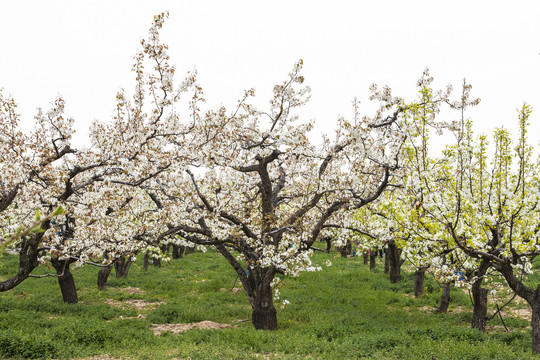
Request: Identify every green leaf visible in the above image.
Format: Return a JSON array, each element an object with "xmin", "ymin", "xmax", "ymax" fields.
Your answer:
[
  {"xmin": 53, "ymin": 206, "xmax": 65, "ymax": 216},
  {"xmin": 31, "ymin": 226, "xmax": 45, "ymax": 233}
]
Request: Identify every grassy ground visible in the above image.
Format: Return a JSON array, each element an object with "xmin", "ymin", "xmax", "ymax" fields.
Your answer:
[{"xmin": 0, "ymin": 247, "xmax": 536, "ymax": 359}]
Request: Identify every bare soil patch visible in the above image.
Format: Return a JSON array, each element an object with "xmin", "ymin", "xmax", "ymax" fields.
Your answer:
[
  {"xmin": 508, "ymin": 307, "xmax": 531, "ymax": 320},
  {"xmin": 151, "ymin": 320, "xmax": 231, "ymax": 335},
  {"xmin": 106, "ymin": 298, "xmax": 164, "ymax": 311},
  {"xmin": 114, "ymin": 286, "xmax": 145, "ymax": 295}
]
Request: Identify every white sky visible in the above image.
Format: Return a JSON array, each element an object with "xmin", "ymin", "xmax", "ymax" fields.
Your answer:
[{"xmin": 0, "ymin": 1, "xmax": 539, "ymax": 148}]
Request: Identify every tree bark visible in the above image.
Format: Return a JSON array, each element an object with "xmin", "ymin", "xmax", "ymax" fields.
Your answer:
[
  {"xmin": 51, "ymin": 258, "xmax": 78, "ymax": 304},
  {"xmin": 339, "ymin": 240, "xmax": 351, "ymax": 258},
  {"xmin": 384, "ymin": 248, "xmax": 390, "ymax": 274},
  {"xmin": 532, "ymin": 300, "xmax": 540, "ymax": 354},
  {"xmin": 471, "ymin": 260, "xmax": 490, "ymax": 331},
  {"xmin": 0, "ymin": 230, "xmax": 49, "ymax": 292},
  {"xmin": 143, "ymin": 252, "xmax": 150, "ymax": 270},
  {"xmin": 493, "ymin": 261, "xmax": 540, "ymax": 354},
  {"xmin": 471, "ymin": 286, "xmax": 488, "ymax": 331},
  {"xmin": 172, "ymin": 245, "xmax": 181, "ymax": 259},
  {"xmin": 97, "ymin": 264, "xmax": 113, "ymax": 291},
  {"xmin": 436, "ymin": 282, "xmax": 451, "ymax": 314},
  {"xmin": 363, "ymin": 251, "xmax": 369, "ymax": 265},
  {"xmin": 153, "ymin": 256, "xmax": 161, "ymax": 267},
  {"xmin": 114, "ymin": 256, "xmax": 132, "ymax": 278},
  {"xmin": 414, "ymin": 268, "xmax": 426, "ymax": 298},
  {"xmin": 161, "ymin": 244, "xmax": 170, "ymax": 255},
  {"xmin": 325, "ymin": 238, "xmax": 331, "ymax": 254},
  {"xmin": 388, "ymin": 239, "xmax": 403, "ymax": 283},
  {"xmin": 369, "ymin": 250, "xmax": 376, "ymax": 271},
  {"xmin": 252, "ymin": 280, "xmax": 278, "ymax": 330}
]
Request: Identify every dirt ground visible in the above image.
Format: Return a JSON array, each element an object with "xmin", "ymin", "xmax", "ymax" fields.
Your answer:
[{"xmin": 150, "ymin": 320, "xmax": 231, "ymax": 335}]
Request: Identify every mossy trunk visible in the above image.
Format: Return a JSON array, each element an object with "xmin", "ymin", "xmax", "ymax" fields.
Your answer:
[
  {"xmin": 436, "ymin": 282, "xmax": 451, "ymax": 314},
  {"xmin": 51, "ymin": 258, "xmax": 78, "ymax": 304},
  {"xmin": 414, "ymin": 268, "xmax": 426, "ymax": 298},
  {"xmin": 97, "ymin": 264, "xmax": 113, "ymax": 291}
]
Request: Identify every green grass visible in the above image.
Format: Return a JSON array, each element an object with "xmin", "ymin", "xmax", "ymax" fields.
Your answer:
[{"xmin": 0, "ymin": 248, "xmax": 536, "ymax": 359}]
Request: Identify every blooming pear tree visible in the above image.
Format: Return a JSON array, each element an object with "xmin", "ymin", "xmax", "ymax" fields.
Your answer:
[
  {"xmin": 142, "ymin": 53, "xmax": 413, "ymax": 329},
  {"xmin": 433, "ymin": 104, "xmax": 540, "ymax": 353},
  {"xmin": 0, "ymin": 93, "xmax": 77, "ymax": 292},
  {"xmin": 0, "ymin": 13, "xmax": 200, "ymax": 302}
]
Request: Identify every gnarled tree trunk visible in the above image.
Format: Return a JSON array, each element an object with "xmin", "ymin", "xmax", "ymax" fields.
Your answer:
[
  {"xmin": 215, "ymin": 244, "xmax": 278, "ymax": 330},
  {"xmin": 97, "ymin": 264, "xmax": 113, "ymax": 291},
  {"xmin": 0, "ymin": 229, "xmax": 49, "ymax": 292},
  {"xmin": 51, "ymin": 258, "xmax": 78, "ymax": 304},
  {"xmin": 494, "ymin": 262, "xmax": 540, "ymax": 354},
  {"xmin": 114, "ymin": 256, "xmax": 133, "ymax": 278}
]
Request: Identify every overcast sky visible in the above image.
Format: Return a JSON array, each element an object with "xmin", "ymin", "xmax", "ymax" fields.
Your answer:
[{"xmin": 0, "ymin": 1, "xmax": 539, "ymax": 147}]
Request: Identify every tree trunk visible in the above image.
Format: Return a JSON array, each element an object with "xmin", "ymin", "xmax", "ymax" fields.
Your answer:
[
  {"xmin": 97, "ymin": 264, "xmax": 113, "ymax": 291},
  {"xmin": 172, "ymin": 245, "xmax": 180, "ymax": 259},
  {"xmin": 153, "ymin": 256, "xmax": 161, "ymax": 268},
  {"xmin": 414, "ymin": 268, "xmax": 426, "ymax": 298},
  {"xmin": 471, "ymin": 286, "xmax": 488, "ymax": 331},
  {"xmin": 436, "ymin": 282, "xmax": 451, "ymax": 314},
  {"xmin": 325, "ymin": 238, "xmax": 331, "ymax": 254},
  {"xmin": 388, "ymin": 240, "xmax": 403, "ymax": 283},
  {"xmin": 532, "ymin": 300, "xmax": 540, "ymax": 354},
  {"xmin": 471, "ymin": 260, "xmax": 490, "ymax": 331},
  {"xmin": 114, "ymin": 256, "xmax": 132, "ymax": 278},
  {"xmin": 161, "ymin": 244, "xmax": 170, "ymax": 255},
  {"xmin": 0, "ymin": 230, "xmax": 49, "ymax": 292},
  {"xmin": 339, "ymin": 240, "xmax": 351, "ymax": 258},
  {"xmin": 369, "ymin": 250, "xmax": 376, "ymax": 270},
  {"xmin": 384, "ymin": 248, "xmax": 390, "ymax": 274},
  {"xmin": 143, "ymin": 252, "xmax": 150, "ymax": 270},
  {"xmin": 252, "ymin": 280, "xmax": 278, "ymax": 330},
  {"xmin": 51, "ymin": 258, "xmax": 78, "ymax": 304},
  {"xmin": 363, "ymin": 252, "xmax": 369, "ymax": 265}
]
